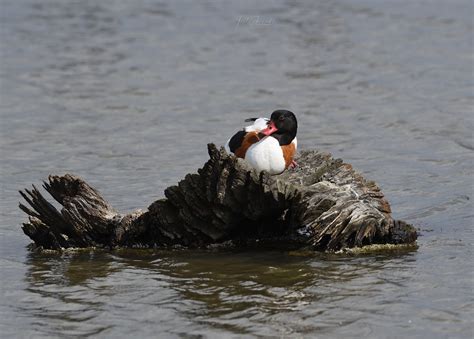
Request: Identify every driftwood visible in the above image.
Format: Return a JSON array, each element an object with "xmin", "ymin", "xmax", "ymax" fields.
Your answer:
[{"xmin": 19, "ymin": 144, "xmax": 417, "ymax": 251}]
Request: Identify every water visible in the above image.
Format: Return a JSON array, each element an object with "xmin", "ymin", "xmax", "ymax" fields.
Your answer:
[{"xmin": 0, "ymin": 0, "xmax": 472, "ymax": 337}]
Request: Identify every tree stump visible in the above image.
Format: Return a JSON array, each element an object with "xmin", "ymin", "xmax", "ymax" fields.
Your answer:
[{"xmin": 19, "ymin": 144, "xmax": 417, "ymax": 251}]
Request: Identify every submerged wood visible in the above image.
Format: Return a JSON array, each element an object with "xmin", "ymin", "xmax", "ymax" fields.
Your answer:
[{"xmin": 19, "ymin": 144, "xmax": 417, "ymax": 251}]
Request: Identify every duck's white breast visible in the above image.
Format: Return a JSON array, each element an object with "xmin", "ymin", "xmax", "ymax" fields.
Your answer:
[{"xmin": 245, "ymin": 136, "xmax": 285, "ymax": 175}]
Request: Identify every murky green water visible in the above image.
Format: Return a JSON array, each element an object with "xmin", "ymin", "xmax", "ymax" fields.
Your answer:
[{"xmin": 1, "ymin": 0, "xmax": 473, "ymax": 337}]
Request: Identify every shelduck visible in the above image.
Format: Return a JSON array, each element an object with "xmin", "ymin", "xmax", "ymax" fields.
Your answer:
[{"xmin": 225, "ymin": 110, "xmax": 298, "ymax": 175}]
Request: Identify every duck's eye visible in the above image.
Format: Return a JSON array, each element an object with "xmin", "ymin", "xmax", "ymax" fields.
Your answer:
[{"xmin": 279, "ymin": 116, "xmax": 285, "ymax": 122}]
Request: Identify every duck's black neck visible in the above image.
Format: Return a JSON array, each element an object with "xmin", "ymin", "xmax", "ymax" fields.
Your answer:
[{"xmin": 268, "ymin": 132, "xmax": 295, "ymax": 146}]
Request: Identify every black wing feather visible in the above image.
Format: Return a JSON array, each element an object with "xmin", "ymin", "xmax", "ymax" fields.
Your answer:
[{"xmin": 228, "ymin": 130, "xmax": 247, "ymax": 153}]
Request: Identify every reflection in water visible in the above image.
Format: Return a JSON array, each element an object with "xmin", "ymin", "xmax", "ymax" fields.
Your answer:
[
  {"xmin": 20, "ymin": 251, "xmax": 117, "ymax": 336},
  {"xmin": 21, "ymin": 248, "xmax": 417, "ymax": 336}
]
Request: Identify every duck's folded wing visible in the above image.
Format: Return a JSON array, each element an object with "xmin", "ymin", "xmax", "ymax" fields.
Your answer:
[
  {"xmin": 225, "ymin": 117, "xmax": 268, "ymax": 154},
  {"xmin": 244, "ymin": 117, "xmax": 269, "ymax": 133},
  {"xmin": 226, "ymin": 130, "xmax": 261, "ymax": 158}
]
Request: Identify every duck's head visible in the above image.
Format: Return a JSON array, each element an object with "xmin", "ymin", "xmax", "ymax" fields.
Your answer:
[{"xmin": 260, "ymin": 110, "xmax": 297, "ymax": 145}]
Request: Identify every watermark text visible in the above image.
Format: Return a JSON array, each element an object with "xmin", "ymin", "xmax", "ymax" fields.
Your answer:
[{"xmin": 236, "ymin": 16, "xmax": 273, "ymax": 26}]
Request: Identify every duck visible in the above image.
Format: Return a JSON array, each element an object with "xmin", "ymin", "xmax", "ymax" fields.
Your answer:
[{"xmin": 225, "ymin": 110, "xmax": 298, "ymax": 175}]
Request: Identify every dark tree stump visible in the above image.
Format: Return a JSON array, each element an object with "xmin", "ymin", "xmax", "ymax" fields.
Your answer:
[{"xmin": 19, "ymin": 144, "xmax": 417, "ymax": 251}]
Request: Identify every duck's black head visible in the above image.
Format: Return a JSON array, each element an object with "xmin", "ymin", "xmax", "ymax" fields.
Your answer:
[{"xmin": 260, "ymin": 110, "xmax": 297, "ymax": 145}]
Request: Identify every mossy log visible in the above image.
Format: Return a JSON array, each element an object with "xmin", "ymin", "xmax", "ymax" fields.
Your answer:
[{"xmin": 19, "ymin": 144, "xmax": 417, "ymax": 251}]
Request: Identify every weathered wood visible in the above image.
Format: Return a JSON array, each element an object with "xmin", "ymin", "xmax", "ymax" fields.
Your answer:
[{"xmin": 19, "ymin": 144, "xmax": 417, "ymax": 251}]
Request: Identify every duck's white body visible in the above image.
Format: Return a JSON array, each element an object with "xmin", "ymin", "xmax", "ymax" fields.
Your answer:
[{"xmin": 245, "ymin": 136, "xmax": 286, "ymax": 174}]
